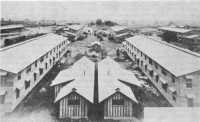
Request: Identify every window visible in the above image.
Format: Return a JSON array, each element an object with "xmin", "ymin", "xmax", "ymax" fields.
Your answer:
[
  {"xmin": 172, "ymin": 95, "xmax": 176, "ymax": 101},
  {"xmin": 140, "ymin": 52, "xmax": 142, "ymax": 57},
  {"xmin": 17, "ymin": 73, "xmax": 21, "ymax": 80},
  {"xmin": 0, "ymin": 94, "xmax": 5, "ymax": 104},
  {"xmin": 141, "ymin": 61, "xmax": 143, "ymax": 67},
  {"xmin": 145, "ymin": 55, "xmax": 147, "ymax": 60},
  {"xmin": 155, "ymin": 75, "xmax": 159, "ymax": 82},
  {"xmin": 25, "ymin": 80, "xmax": 30, "ymax": 89},
  {"xmin": 149, "ymin": 71, "xmax": 153, "ymax": 77},
  {"xmin": 186, "ymin": 80, "xmax": 192, "ymax": 88},
  {"xmin": 68, "ymin": 99, "xmax": 80, "ymax": 105},
  {"xmin": 112, "ymin": 99, "xmax": 124, "ymax": 105},
  {"xmin": 162, "ymin": 69, "xmax": 167, "ymax": 76},
  {"xmin": 145, "ymin": 65, "xmax": 147, "ymax": 71},
  {"xmin": 149, "ymin": 58, "xmax": 152, "ymax": 65},
  {"xmin": 187, "ymin": 98, "xmax": 194, "ymax": 107},
  {"xmin": 33, "ymin": 73, "xmax": 37, "ymax": 81},
  {"xmin": 15, "ymin": 88, "xmax": 20, "ymax": 99},
  {"xmin": 172, "ymin": 77, "xmax": 175, "ymax": 83},
  {"xmin": 155, "ymin": 63, "xmax": 158, "ymax": 69},
  {"xmin": 40, "ymin": 56, "xmax": 44, "ymax": 62},
  {"xmin": 35, "ymin": 61, "xmax": 37, "ymax": 67},
  {"xmin": 172, "ymin": 92, "xmax": 177, "ymax": 101},
  {"xmin": 162, "ymin": 83, "xmax": 168, "ymax": 92},
  {"xmin": 45, "ymin": 63, "xmax": 48, "ymax": 70},
  {"xmin": 39, "ymin": 68, "xmax": 43, "ymax": 75},
  {"xmin": 26, "ymin": 66, "xmax": 31, "ymax": 73}
]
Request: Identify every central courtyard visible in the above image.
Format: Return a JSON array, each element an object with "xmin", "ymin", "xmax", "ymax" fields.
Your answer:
[{"xmin": 4, "ymin": 32, "xmax": 171, "ymax": 122}]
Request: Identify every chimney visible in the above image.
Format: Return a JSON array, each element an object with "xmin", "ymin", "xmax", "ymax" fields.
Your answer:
[
  {"xmin": 115, "ymin": 88, "xmax": 120, "ymax": 92},
  {"xmin": 72, "ymin": 88, "xmax": 77, "ymax": 92}
]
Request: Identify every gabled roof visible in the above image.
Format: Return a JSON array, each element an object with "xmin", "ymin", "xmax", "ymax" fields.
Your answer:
[
  {"xmin": 0, "ymin": 33, "xmax": 68, "ymax": 73},
  {"xmin": 159, "ymin": 27, "xmax": 191, "ymax": 33},
  {"xmin": 98, "ymin": 57, "xmax": 140, "ymax": 103},
  {"xmin": 126, "ymin": 35, "xmax": 200, "ymax": 77},
  {"xmin": 99, "ymin": 57, "xmax": 142, "ymax": 86},
  {"xmin": 50, "ymin": 67, "xmax": 75, "ymax": 86},
  {"xmin": 51, "ymin": 56, "xmax": 95, "ymax": 86},
  {"xmin": 54, "ymin": 78, "xmax": 94, "ymax": 103},
  {"xmin": 53, "ymin": 57, "xmax": 95, "ymax": 103}
]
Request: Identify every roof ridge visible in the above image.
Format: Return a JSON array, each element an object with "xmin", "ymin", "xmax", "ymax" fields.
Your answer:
[{"xmin": 144, "ymin": 36, "xmax": 200, "ymax": 58}]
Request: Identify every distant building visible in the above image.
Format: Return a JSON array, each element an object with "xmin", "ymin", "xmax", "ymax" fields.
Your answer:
[
  {"xmin": 110, "ymin": 25, "xmax": 132, "ymax": 43},
  {"xmin": 51, "ymin": 56, "xmax": 142, "ymax": 121},
  {"xmin": 159, "ymin": 26, "xmax": 192, "ymax": 42},
  {"xmin": 0, "ymin": 33, "xmax": 70, "ymax": 114},
  {"xmin": 0, "ymin": 24, "xmax": 24, "ymax": 35},
  {"xmin": 0, "ymin": 24, "xmax": 25, "ymax": 47},
  {"xmin": 123, "ymin": 35, "xmax": 200, "ymax": 107},
  {"xmin": 159, "ymin": 26, "xmax": 200, "ymax": 52},
  {"xmin": 63, "ymin": 25, "xmax": 84, "ymax": 40},
  {"xmin": 180, "ymin": 34, "xmax": 200, "ymax": 50}
]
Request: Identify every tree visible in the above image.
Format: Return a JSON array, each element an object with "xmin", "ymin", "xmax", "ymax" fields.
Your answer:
[
  {"xmin": 96, "ymin": 19, "xmax": 103, "ymax": 26},
  {"xmin": 104, "ymin": 20, "xmax": 116, "ymax": 26}
]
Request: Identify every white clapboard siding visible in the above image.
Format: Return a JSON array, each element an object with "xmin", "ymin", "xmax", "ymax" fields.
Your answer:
[
  {"xmin": 59, "ymin": 92, "xmax": 89, "ymax": 119},
  {"xmin": 103, "ymin": 92, "xmax": 135, "ymax": 119}
]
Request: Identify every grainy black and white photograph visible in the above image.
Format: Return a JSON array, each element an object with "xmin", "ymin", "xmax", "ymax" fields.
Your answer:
[{"xmin": 0, "ymin": 0, "xmax": 200, "ymax": 122}]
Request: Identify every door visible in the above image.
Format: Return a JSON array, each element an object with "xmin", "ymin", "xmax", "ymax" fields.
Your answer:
[{"xmin": 187, "ymin": 98, "xmax": 194, "ymax": 107}]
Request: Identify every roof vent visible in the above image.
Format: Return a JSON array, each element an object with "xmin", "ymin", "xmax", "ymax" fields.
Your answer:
[
  {"xmin": 115, "ymin": 88, "xmax": 120, "ymax": 92},
  {"xmin": 72, "ymin": 88, "xmax": 77, "ymax": 92}
]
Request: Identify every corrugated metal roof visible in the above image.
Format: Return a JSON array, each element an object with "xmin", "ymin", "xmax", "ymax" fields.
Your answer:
[
  {"xmin": 50, "ymin": 67, "xmax": 74, "ymax": 86},
  {"xmin": 111, "ymin": 26, "xmax": 127, "ymax": 32},
  {"xmin": 126, "ymin": 35, "xmax": 200, "ymax": 76},
  {"xmin": 68, "ymin": 25, "xmax": 83, "ymax": 31},
  {"xmin": 0, "ymin": 33, "xmax": 68, "ymax": 73},
  {"xmin": 0, "ymin": 24, "xmax": 24, "ymax": 31},
  {"xmin": 54, "ymin": 57, "xmax": 95, "ymax": 103},
  {"xmin": 98, "ymin": 57, "xmax": 140, "ymax": 103},
  {"xmin": 51, "ymin": 56, "xmax": 95, "ymax": 86},
  {"xmin": 159, "ymin": 27, "xmax": 191, "ymax": 33},
  {"xmin": 54, "ymin": 78, "xmax": 94, "ymax": 103},
  {"xmin": 0, "ymin": 24, "xmax": 24, "ymax": 30}
]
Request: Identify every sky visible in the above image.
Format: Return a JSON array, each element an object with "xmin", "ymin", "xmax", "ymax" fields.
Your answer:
[{"xmin": 1, "ymin": 1, "xmax": 200, "ymax": 25}]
